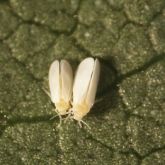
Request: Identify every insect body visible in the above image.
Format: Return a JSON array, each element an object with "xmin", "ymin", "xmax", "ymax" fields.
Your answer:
[
  {"xmin": 49, "ymin": 60, "xmax": 73, "ymax": 116},
  {"xmin": 71, "ymin": 58, "xmax": 100, "ymax": 126}
]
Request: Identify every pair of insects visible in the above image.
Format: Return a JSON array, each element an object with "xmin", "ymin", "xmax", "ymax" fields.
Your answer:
[{"xmin": 48, "ymin": 57, "xmax": 100, "ymax": 127}]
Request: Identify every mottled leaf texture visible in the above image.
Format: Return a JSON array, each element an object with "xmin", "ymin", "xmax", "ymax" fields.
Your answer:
[{"xmin": 0, "ymin": 0, "xmax": 165, "ymax": 164}]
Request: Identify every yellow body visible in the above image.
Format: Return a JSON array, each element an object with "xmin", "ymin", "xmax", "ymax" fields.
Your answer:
[
  {"xmin": 56, "ymin": 99, "xmax": 71, "ymax": 115},
  {"xmin": 72, "ymin": 103, "xmax": 90, "ymax": 121}
]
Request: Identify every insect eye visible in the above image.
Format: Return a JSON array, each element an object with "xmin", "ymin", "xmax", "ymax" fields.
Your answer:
[{"xmin": 70, "ymin": 109, "xmax": 74, "ymax": 115}]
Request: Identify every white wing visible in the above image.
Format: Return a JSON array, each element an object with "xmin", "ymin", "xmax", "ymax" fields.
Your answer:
[
  {"xmin": 49, "ymin": 60, "xmax": 60, "ymax": 103},
  {"xmin": 73, "ymin": 57, "xmax": 94, "ymax": 104},
  {"xmin": 61, "ymin": 60, "xmax": 73, "ymax": 102},
  {"xmin": 86, "ymin": 59, "xmax": 100, "ymax": 108}
]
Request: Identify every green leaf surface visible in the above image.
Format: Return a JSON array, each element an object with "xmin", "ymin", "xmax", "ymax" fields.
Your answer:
[{"xmin": 0, "ymin": 0, "xmax": 165, "ymax": 164}]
